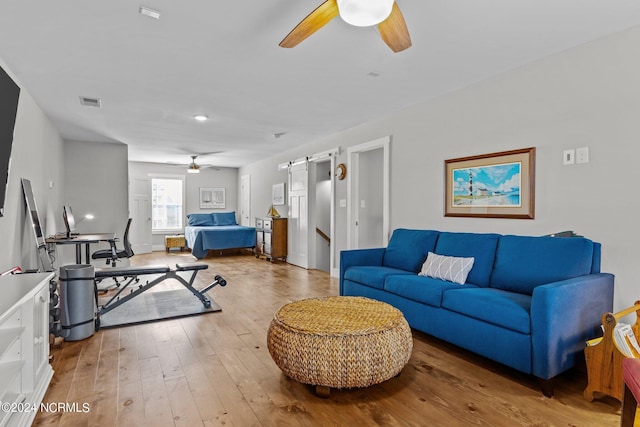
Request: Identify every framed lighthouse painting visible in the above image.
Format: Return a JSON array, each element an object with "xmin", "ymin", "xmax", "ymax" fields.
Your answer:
[{"xmin": 444, "ymin": 147, "xmax": 535, "ymax": 219}]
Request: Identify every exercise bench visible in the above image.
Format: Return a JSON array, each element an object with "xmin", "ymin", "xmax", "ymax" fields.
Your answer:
[{"xmin": 94, "ymin": 262, "xmax": 226, "ymax": 323}]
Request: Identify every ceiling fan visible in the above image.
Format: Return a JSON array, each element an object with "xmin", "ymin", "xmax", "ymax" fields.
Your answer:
[
  {"xmin": 169, "ymin": 155, "xmax": 220, "ymax": 173},
  {"xmin": 279, "ymin": 0, "xmax": 411, "ymax": 53}
]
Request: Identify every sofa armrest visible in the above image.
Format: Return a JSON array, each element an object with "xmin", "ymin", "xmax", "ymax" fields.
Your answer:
[
  {"xmin": 339, "ymin": 248, "xmax": 386, "ymax": 295},
  {"xmin": 530, "ymin": 273, "xmax": 614, "ymax": 379}
]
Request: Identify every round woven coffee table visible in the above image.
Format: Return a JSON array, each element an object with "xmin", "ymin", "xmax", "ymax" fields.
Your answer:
[{"xmin": 267, "ymin": 296, "xmax": 413, "ymax": 396}]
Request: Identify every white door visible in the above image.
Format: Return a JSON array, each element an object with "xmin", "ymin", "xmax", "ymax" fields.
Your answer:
[
  {"xmin": 130, "ymin": 177, "xmax": 152, "ymax": 254},
  {"xmin": 288, "ymin": 162, "xmax": 309, "ymax": 268},
  {"xmin": 240, "ymin": 174, "xmax": 251, "ymax": 226},
  {"xmin": 347, "ymin": 136, "xmax": 390, "ymax": 249}
]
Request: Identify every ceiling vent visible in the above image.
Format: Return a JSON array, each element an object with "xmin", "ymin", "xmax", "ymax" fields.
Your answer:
[{"xmin": 79, "ymin": 96, "xmax": 101, "ymax": 108}]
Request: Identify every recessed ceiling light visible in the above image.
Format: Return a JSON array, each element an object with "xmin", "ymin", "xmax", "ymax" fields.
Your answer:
[
  {"xmin": 139, "ymin": 6, "xmax": 161, "ymax": 20},
  {"xmin": 193, "ymin": 115, "xmax": 209, "ymax": 122}
]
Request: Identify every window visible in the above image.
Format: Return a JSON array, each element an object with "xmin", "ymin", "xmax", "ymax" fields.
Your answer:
[{"xmin": 151, "ymin": 177, "xmax": 184, "ymax": 231}]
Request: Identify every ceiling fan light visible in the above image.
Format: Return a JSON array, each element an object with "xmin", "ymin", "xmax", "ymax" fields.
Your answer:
[
  {"xmin": 187, "ymin": 167, "xmax": 200, "ymax": 174},
  {"xmin": 337, "ymin": 0, "xmax": 394, "ymax": 27}
]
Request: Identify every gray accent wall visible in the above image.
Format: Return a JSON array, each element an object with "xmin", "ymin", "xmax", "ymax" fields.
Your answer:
[
  {"xmin": 60, "ymin": 140, "xmax": 129, "ymax": 265},
  {"xmin": 0, "ymin": 58, "xmax": 64, "ymax": 271},
  {"xmin": 240, "ymin": 26, "xmax": 640, "ymax": 311}
]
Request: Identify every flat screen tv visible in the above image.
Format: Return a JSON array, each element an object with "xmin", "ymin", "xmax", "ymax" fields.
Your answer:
[{"xmin": 0, "ymin": 65, "xmax": 21, "ymax": 217}]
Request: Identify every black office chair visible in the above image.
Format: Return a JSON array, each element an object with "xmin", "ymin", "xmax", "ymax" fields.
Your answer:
[{"xmin": 92, "ymin": 218, "xmax": 134, "ymax": 267}]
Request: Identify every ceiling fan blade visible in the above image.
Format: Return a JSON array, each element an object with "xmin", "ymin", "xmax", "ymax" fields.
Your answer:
[
  {"xmin": 378, "ymin": 3, "xmax": 412, "ymax": 53},
  {"xmin": 279, "ymin": 0, "xmax": 339, "ymax": 48}
]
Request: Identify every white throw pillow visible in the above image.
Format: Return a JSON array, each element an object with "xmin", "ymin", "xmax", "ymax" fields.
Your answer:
[{"xmin": 419, "ymin": 252, "xmax": 475, "ymax": 285}]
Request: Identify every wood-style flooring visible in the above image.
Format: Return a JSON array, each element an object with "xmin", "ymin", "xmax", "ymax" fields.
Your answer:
[{"xmin": 34, "ymin": 250, "xmax": 624, "ymax": 426}]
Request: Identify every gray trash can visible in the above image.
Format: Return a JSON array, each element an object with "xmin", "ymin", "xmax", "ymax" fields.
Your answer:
[{"xmin": 59, "ymin": 264, "xmax": 96, "ymax": 341}]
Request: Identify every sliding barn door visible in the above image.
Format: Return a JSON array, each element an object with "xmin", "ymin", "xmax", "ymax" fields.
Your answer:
[{"xmin": 287, "ymin": 162, "xmax": 309, "ymax": 268}]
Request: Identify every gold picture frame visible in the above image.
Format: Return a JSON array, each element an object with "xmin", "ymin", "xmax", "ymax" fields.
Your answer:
[{"xmin": 444, "ymin": 147, "xmax": 535, "ymax": 219}]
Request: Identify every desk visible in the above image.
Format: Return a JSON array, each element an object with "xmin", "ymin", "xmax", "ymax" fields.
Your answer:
[{"xmin": 46, "ymin": 233, "xmax": 116, "ymax": 264}]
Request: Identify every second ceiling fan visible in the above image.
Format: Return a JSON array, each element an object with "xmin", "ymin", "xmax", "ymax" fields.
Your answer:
[{"xmin": 279, "ymin": 0, "xmax": 411, "ymax": 53}]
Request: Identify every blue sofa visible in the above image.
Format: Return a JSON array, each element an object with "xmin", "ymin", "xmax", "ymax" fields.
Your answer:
[{"xmin": 339, "ymin": 229, "xmax": 614, "ymax": 396}]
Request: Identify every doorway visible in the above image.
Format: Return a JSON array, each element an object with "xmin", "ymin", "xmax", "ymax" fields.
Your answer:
[
  {"xmin": 347, "ymin": 136, "xmax": 390, "ymax": 249},
  {"xmin": 284, "ymin": 147, "xmax": 339, "ymax": 274},
  {"xmin": 314, "ymin": 161, "xmax": 331, "ymax": 272}
]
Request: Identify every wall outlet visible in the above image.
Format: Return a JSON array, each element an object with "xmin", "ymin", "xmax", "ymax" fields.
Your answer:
[
  {"xmin": 563, "ymin": 149, "xmax": 575, "ymax": 165},
  {"xmin": 339, "ymin": 199, "xmax": 347, "ymax": 208},
  {"xmin": 576, "ymin": 147, "xmax": 589, "ymax": 164}
]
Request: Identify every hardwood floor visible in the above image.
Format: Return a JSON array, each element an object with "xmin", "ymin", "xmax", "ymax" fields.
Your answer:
[{"xmin": 34, "ymin": 250, "xmax": 623, "ymax": 426}]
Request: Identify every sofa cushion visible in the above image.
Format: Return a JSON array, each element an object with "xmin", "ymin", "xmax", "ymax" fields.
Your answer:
[
  {"xmin": 382, "ymin": 229, "xmax": 439, "ymax": 273},
  {"xmin": 213, "ymin": 211, "xmax": 237, "ymax": 226},
  {"xmin": 441, "ymin": 288, "xmax": 532, "ymax": 334},
  {"xmin": 344, "ymin": 266, "xmax": 413, "ymax": 290},
  {"xmin": 434, "ymin": 232, "xmax": 500, "ymax": 286},
  {"xmin": 491, "ymin": 235, "xmax": 594, "ymax": 295},
  {"xmin": 186, "ymin": 213, "xmax": 215, "ymax": 226},
  {"xmin": 384, "ymin": 274, "xmax": 478, "ymax": 307},
  {"xmin": 419, "ymin": 252, "xmax": 474, "ymax": 285}
]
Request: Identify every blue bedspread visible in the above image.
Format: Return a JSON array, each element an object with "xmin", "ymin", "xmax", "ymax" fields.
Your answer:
[{"xmin": 185, "ymin": 225, "xmax": 256, "ymax": 259}]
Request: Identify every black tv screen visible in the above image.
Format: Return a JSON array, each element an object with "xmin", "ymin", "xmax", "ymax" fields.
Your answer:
[{"xmin": 0, "ymin": 65, "xmax": 21, "ymax": 217}]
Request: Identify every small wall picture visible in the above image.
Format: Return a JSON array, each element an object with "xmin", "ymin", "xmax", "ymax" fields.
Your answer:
[
  {"xmin": 200, "ymin": 187, "xmax": 225, "ymax": 209},
  {"xmin": 272, "ymin": 182, "xmax": 286, "ymax": 206}
]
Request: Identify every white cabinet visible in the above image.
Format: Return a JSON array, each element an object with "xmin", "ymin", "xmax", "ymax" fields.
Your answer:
[{"xmin": 0, "ymin": 273, "xmax": 54, "ymax": 427}]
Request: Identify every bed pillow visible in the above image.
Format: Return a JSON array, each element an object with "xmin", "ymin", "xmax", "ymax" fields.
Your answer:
[
  {"xmin": 187, "ymin": 213, "xmax": 215, "ymax": 226},
  {"xmin": 213, "ymin": 211, "xmax": 237, "ymax": 226},
  {"xmin": 419, "ymin": 252, "xmax": 475, "ymax": 285}
]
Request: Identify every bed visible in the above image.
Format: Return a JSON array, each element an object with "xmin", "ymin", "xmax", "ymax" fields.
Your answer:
[{"xmin": 184, "ymin": 212, "xmax": 256, "ymax": 259}]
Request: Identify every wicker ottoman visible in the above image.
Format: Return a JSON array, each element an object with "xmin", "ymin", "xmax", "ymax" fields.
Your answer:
[
  {"xmin": 165, "ymin": 235, "xmax": 186, "ymax": 252},
  {"xmin": 267, "ymin": 296, "xmax": 413, "ymax": 396}
]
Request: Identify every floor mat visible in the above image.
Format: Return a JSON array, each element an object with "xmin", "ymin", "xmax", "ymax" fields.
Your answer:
[{"xmin": 98, "ymin": 287, "xmax": 221, "ymax": 329}]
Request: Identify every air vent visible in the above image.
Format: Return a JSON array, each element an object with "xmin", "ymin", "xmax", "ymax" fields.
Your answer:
[{"xmin": 79, "ymin": 97, "xmax": 101, "ymax": 108}]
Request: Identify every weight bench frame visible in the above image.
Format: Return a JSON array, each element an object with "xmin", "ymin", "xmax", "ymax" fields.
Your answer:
[{"xmin": 94, "ymin": 262, "xmax": 226, "ymax": 318}]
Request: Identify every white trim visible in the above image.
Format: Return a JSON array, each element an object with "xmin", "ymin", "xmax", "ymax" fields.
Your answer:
[
  {"xmin": 308, "ymin": 147, "xmax": 341, "ymax": 163},
  {"xmin": 278, "ymin": 147, "xmax": 341, "ymax": 170}
]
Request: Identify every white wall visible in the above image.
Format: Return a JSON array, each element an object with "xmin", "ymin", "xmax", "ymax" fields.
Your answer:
[
  {"xmin": 129, "ymin": 161, "xmax": 238, "ymax": 248},
  {"xmin": 0, "ymin": 59, "xmax": 64, "ymax": 272},
  {"xmin": 239, "ymin": 26, "xmax": 640, "ymax": 311}
]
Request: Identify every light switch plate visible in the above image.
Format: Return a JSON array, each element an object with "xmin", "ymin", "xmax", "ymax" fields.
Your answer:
[{"xmin": 563, "ymin": 149, "xmax": 575, "ymax": 165}]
